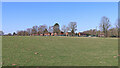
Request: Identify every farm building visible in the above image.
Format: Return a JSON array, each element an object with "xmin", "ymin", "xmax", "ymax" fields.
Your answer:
[
  {"xmin": 78, "ymin": 32, "xmax": 88, "ymax": 37},
  {"xmin": 78, "ymin": 32, "xmax": 81, "ymax": 36},
  {"xmin": 66, "ymin": 32, "xmax": 75, "ymax": 36},
  {"xmin": 44, "ymin": 32, "xmax": 50, "ymax": 36}
]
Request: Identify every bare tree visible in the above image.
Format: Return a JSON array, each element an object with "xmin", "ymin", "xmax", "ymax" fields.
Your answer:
[
  {"xmin": 99, "ymin": 16, "xmax": 111, "ymax": 37},
  {"xmin": 8, "ymin": 33, "xmax": 12, "ymax": 36},
  {"xmin": 44, "ymin": 28, "xmax": 48, "ymax": 33},
  {"xmin": 48, "ymin": 26, "xmax": 53, "ymax": 33},
  {"xmin": 97, "ymin": 30, "xmax": 101, "ymax": 36},
  {"xmin": 66, "ymin": 27, "xmax": 70, "ymax": 32},
  {"xmin": 24, "ymin": 31, "xmax": 29, "ymax": 36},
  {"xmin": 17, "ymin": 31, "xmax": 21, "ymax": 36},
  {"xmin": 108, "ymin": 28, "xmax": 118, "ymax": 37},
  {"xmin": 92, "ymin": 29, "xmax": 96, "ymax": 35},
  {"xmin": 90, "ymin": 29, "xmax": 93, "ymax": 35},
  {"xmin": 32, "ymin": 26, "xmax": 38, "ymax": 34},
  {"xmin": 27, "ymin": 28, "xmax": 32, "ymax": 36},
  {"xmin": 68, "ymin": 22, "xmax": 77, "ymax": 34},
  {"xmin": 17, "ymin": 30, "xmax": 29, "ymax": 36},
  {"xmin": 61, "ymin": 25, "xmax": 67, "ymax": 33},
  {"xmin": 17, "ymin": 31, "xmax": 23, "ymax": 36},
  {"xmin": 18, "ymin": 31, "xmax": 24, "ymax": 36},
  {"xmin": 38, "ymin": 25, "xmax": 47, "ymax": 34}
]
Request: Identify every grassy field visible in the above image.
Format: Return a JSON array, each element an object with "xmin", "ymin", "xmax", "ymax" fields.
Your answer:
[{"xmin": 2, "ymin": 36, "xmax": 118, "ymax": 66}]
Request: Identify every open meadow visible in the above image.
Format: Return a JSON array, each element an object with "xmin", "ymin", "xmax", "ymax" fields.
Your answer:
[{"xmin": 2, "ymin": 36, "xmax": 118, "ymax": 66}]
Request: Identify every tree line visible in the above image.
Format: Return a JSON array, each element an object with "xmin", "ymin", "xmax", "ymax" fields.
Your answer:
[
  {"xmin": 13, "ymin": 22, "xmax": 77, "ymax": 36},
  {"xmin": 83, "ymin": 16, "xmax": 119, "ymax": 37},
  {"xmin": 2, "ymin": 16, "xmax": 120, "ymax": 37}
]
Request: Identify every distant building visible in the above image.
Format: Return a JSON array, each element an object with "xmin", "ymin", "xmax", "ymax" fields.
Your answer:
[
  {"xmin": 54, "ymin": 33, "xmax": 57, "ymax": 36},
  {"xmin": 78, "ymin": 32, "xmax": 81, "ymax": 36},
  {"xmin": 40, "ymin": 33, "xmax": 43, "ymax": 36},
  {"xmin": 48, "ymin": 33, "xmax": 50, "ymax": 36},
  {"xmin": 51, "ymin": 33, "xmax": 54, "ymax": 36},
  {"xmin": 60, "ymin": 31, "xmax": 64, "ymax": 36},
  {"xmin": 66, "ymin": 32, "xmax": 75, "ymax": 36},
  {"xmin": 78, "ymin": 32, "xmax": 88, "ymax": 37},
  {"xmin": 44, "ymin": 32, "xmax": 50, "ymax": 36}
]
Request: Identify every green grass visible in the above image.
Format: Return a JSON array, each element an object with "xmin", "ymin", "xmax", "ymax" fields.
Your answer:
[{"xmin": 2, "ymin": 36, "xmax": 118, "ymax": 66}]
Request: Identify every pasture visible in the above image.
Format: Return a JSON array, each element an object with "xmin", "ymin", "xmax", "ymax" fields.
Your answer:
[{"xmin": 2, "ymin": 36, "xmax": 118, "ymax": 66}]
